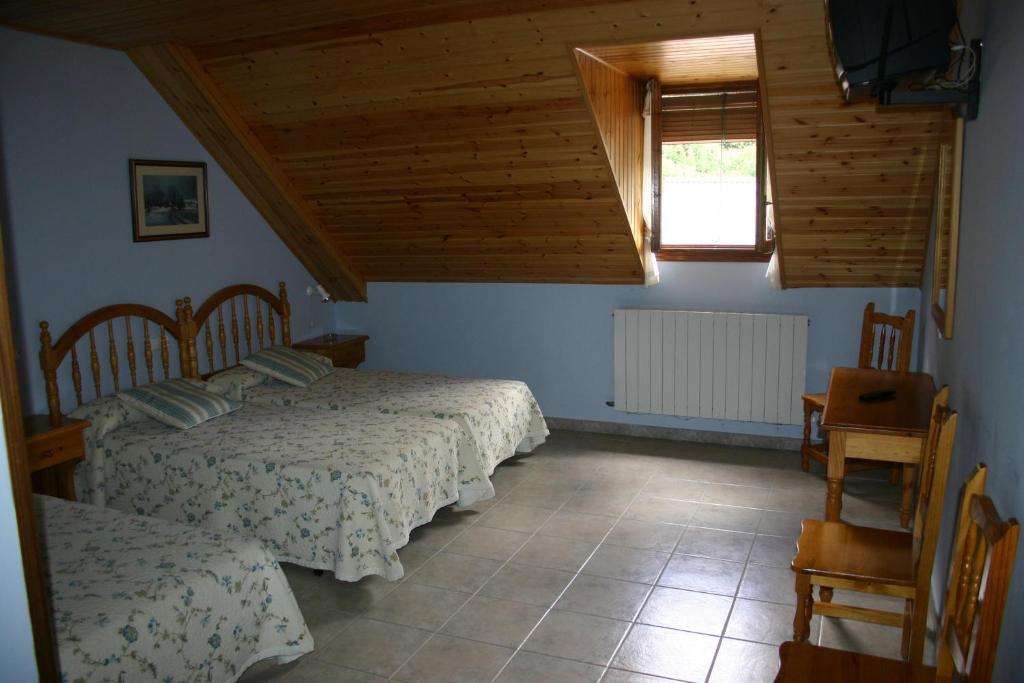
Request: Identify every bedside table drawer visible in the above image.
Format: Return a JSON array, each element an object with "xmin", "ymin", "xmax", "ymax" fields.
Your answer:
[
  {"xmin": 28, "ymin": 430, "xmax": 85, "ymax": 472},
  {"xmin": 330, "ymin": 344, "xmax": 365, "ymax": 368}
]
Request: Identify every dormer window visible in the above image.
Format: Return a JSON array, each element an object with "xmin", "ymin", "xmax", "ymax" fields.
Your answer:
[{"xmin": 653, "ymin": 82, "xmax": 774, "ymax": 261}]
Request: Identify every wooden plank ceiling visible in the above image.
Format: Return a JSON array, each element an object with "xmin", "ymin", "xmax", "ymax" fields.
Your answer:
[{"xmin": 1, "ymin": 0, "xmax": 952, "ymax": 296}]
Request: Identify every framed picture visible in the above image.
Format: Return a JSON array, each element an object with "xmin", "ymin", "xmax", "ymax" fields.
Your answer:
[{"xmin": 129, "ymin": 159, "xmax": 209, "ymax": 242}]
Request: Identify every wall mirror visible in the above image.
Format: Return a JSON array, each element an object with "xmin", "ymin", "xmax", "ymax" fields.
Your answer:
[{"xmin": 931, "ymin": 117, "xmax": 964, "ymax": 339}]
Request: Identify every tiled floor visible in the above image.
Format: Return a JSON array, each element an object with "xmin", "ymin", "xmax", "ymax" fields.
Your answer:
[{"xmin": 241, "ymin": 430, "xmax": 908, "ymax": 683}]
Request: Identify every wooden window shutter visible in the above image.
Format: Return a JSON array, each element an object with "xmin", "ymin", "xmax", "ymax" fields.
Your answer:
[{"xmin": 661, "ymin": 85, "xmax": 758, "ymax": 144}]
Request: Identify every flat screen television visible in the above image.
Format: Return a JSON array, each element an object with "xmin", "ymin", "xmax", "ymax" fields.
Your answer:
[{"xmin": 825, "ymin": 0, "xmax": 957, "ymax": 102}]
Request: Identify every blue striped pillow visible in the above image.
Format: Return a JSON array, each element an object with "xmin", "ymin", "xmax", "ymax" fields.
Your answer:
[
  {"xmin": 118, "ymin": 378, "xmax": 241, "ymax": 429},
  {"xmin": 240, "ymin": 346, "xmax": 335, "ymax": 387}
]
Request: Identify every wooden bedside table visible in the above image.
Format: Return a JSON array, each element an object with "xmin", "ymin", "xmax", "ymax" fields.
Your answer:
[
  {"xmin": 293, "ymin": 334, "xmax": 369, "ymax": 368},
  {"xmin": 24, "ymin": 415, "xmax": 89, "ymax": 501}
]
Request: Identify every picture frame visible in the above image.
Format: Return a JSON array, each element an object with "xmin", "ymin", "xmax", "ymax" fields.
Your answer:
[{"xmin": 129, "ymin": 159, "xmax": 209, "ymax": 242}]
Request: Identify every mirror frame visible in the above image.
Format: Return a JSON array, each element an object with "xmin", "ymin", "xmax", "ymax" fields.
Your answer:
[{"xmin": 931, "ymin": 117, "xmax": 964, "ymax": 339}]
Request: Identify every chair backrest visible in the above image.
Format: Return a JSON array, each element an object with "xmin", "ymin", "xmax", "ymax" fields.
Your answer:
[
  {"xmin": 858, "ymin": 302, "xmax": 915, "ymax": 372},
  {"xmin": 936, "ymin": 465, "xmax": 1020, "ymax": 683},
  {"xmin": 911, "ymin": 387, "xmax": 954, "ymax": 574}
]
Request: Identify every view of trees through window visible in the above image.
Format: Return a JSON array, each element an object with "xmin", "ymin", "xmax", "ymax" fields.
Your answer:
[{"xmin": 661, "ymin": 140, "xmax": 758, "ymax": 247}]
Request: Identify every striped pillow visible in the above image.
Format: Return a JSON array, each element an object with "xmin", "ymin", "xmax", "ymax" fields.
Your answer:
[
  {"xmin": 240, "ymin": 346, "xmax": 335, "ymax": 387},
  {"xmin": 118, "ymin": 378, "xmax": 241, "ymax": 430}
]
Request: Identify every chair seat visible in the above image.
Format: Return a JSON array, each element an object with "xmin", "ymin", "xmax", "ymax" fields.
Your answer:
[
  {"xmin": 801, "ymin": 392, "xmax": 826, "ymax": 409},
  {"xmin": 793, "ymin": 520, "xmax": 914, "ymax": 586},
  {"xmin": 775, "ymin": 641, "xmax": 935, "ymax": 682}
]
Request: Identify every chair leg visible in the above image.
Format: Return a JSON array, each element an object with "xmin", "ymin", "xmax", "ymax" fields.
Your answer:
[
  {"xmin": 819, "ymin": 586, "xmax": 833, "ymax": 603},
  {"xmin": 901, "ymin": 599, "xmax": 913, "ymax": 660},
  {"xmin": 794, "ymin": 573, "xmax": 814, "ymax": 642},
  {"xmin": 801, "ymin": 403, "xmax": 814, "ymax": 472},
  {"xmin": 900, "ymin": 465, "xmax": 916, "ymax": 528},
  {"xmin": 889, "ymin": 465, "xmax": 900, "ymax": 485}
]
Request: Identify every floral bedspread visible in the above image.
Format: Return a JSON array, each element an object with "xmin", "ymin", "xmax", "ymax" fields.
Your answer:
[
  {"xmin": 35, "ymin": 494, "xmax": 312, "ymax": 682},
  {"xmin": 88, "ymin": 404, "xmax": 465, "ymax": 580},
  {"xmin": 242, "ymin": 369, "xmax": 549, "ymax": 484}
]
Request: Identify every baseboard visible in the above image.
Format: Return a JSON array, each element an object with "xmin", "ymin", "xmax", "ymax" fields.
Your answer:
[{"xmin": 545, "ymin": 416, "xmax": 801, "ymax": 452}]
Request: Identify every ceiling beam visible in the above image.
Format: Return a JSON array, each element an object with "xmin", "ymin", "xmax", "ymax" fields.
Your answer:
[{"xmin": 128, "ymin": 43, "xmax": 367, "ymax": 301}]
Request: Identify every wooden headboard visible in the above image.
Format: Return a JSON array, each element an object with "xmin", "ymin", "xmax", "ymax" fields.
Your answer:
[
  {"xmin": 39, "ymin": 301, "xmax": 190, "ymax": 422},
  {"xmin": 184, "ymin": 282, "xmax": 291, "ymax": 377}
]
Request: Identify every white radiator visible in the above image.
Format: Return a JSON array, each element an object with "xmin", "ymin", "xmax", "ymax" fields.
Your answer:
[{"xmin": 613, "ymin": 310, "xmax": 809, "ymax": 425}]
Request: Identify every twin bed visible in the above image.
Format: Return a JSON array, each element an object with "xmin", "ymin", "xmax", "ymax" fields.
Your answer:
[{"xmin": 34, "ymin": 281, "xmax": 548, "ymax": 680}]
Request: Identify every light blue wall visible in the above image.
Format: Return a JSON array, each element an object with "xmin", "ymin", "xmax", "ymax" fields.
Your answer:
[
  {"xmin": 0, "ymin": 29, "xmax": 325, "ymax": 415},
  {"xmin": 337, "ymin": 264, "xmax": 920, "ymax": 438},
  {"xmin": 917, "ymin": 0, "xmax": 1023, "ymax": 677}
]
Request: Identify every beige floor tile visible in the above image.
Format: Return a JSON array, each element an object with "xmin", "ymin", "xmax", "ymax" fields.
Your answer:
[
  {"xmin": 495, "ymin": 651, "xmax": 604, "ymax": 683},
  {"xmin": 601, "ymin": 670, "xmax": 681, "ymax": 682},
  {"xmin": 563, "ymin": 490, "xmax": 636, "ymax": 517},
  {"xmin": 512, "ymin": 534, "xmax": 597, "ymax": 572},
  {"xmin": 476, "ymin": 503, "xmax": 555, "ymax": 534},
  {"xmin": 480, "ymin": 563, "xmax": 576, "ymax": 607},
  {"xmin": 641, "ymin": 477, "xmax": 705, "ymax": 501},
  {"xmin": 763, "ymin": 488, "xmax": 825, "ymax": 515},
  {"xmin": 581, "ymin": 544, "xmax": 669, "ymax": 584},
  {"xmin": 707, "ymin": 638, "xmax": 781, "ymax": 683},
  {"xmin": 406, "ymin": 516, "xmax": 474, "ymax": 551},
  {"xmin": 819, "ymin": 617, "xmax": 904, "ymax": 660},
  {"xmin": 300, "ymin": 574, "xmax": 400, "ymax": 614},
  {"xmin": 240, "ymin": 657, "xmax": 387, "ymax": 682},
  {"xmin": 537, "ymin": 510, "xmax": 616, "ymax": 543},
  {"xmin": 293, "ymin": 601, "xmax": 356, "ymax": 644},
  {"xmin": 748, "ymin": 534, "xmax": 796, "ymax": 568},
  {"xmin": 625, "ymin": 495, "xmax": 698, "ymax": 525},
  {"xmin": 395, "ymin": 546, "xmax": 436, "ymax": 575},
  {"xmin": 364, "ymin": 582, "xmax": 470, "ymax": 630},
  {"xmin": 316, "ymin": 618, "xmax": 430, "ymax": 677},
  {"xmin": 555, "ymin": 574, "xmax": 651, "ymax": 621},
  {"xmin": 445, "ymin": 525, "xmax": 532, "ymax": 562},
  {"xmin": 737, "ymin": 564, "xmax": 795, "ymax": 604},
  {"xmin": 699, "ymin": 483, "xmax": 771, "ymax": 508},
  {"xmin": 757, "ymin": 510, "xmax": 806, "ymax": 538},
  {"xmin": 676, "ymin": 527, "xmax": 754, "ymax": 563},
  {"xmin": 690, "ymin": 503, "xmax": 763, "ymax": 533},
  {"xmin": 658, "ymin": 555, "xmax": 745, "ymax": 596},
  {"xmin": 605, "ymin": 519, "xmax": 683, "ymax": 553},
  {"xmin": 638, "ymin": 586, "xmax": 734, "ymax": 636},
  {"xmin": 502, "ymin": 483, "xmax": 579, "ymax": 509},
  {"xmin": 611, "ymin": 623, "xmax": 719, "ymax": 681},
  {"xmin": 392, "ymin": 635, "xmax": 512, "ymax": 683},
  {"xmin": 523, "ymin": 609, "xmax": 631, "ymax": 665},
  {"xmin": 407, "ymin": 551, "xmax": 503, "ymax": 593},
  {"xmin": 725, "ymin": 598, "xmax": 817, "ymax": 645},
  {"xmin": 441, "ymin": 595, "xmax": 546, "ymax": 648}
]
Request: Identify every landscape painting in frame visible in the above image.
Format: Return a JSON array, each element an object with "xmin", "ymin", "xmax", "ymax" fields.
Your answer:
[{"xmin": 130, "ymin": 159, "xmax": 209, "ymax": 241}]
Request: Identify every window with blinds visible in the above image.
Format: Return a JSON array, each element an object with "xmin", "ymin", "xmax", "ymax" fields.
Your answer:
[{"xmin": 654, "ymin": 81, "xmax": 773, "ymax": 260}]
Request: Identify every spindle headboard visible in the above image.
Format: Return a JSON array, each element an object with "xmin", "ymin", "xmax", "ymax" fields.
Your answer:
[
  {"xmin": 39, "ymin": 300, "xmax": 190, "ymax": 422},
  {"xmin": 185, "ymin": 282, "xmax": 291, "ymax": 378}
]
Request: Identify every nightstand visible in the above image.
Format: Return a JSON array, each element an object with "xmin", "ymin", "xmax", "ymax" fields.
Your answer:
[
  {"xmin": 293, "ymin": 334, "xmax": 369, "ymax": 368},
  {"xmin": 24, "ymin": 415, "xmax": 89, "ymax": 501}
]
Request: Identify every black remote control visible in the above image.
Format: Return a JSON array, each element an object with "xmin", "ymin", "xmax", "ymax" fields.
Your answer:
[{"xmin": 859, "ymin": 389, "xmax": 897, "ymax": 402}]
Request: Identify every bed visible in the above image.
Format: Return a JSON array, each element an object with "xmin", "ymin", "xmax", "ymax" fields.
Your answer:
[
  {"xmin": 36, "ymin": 494, "xmax": 312, "ymax": 682},
  {"xmin": 40, "ymin": 299, "xmax": 466, "ymax": 581},
  {"xmin": 189, "ymin": 283, "xmax": 549, "ymax": 488}
]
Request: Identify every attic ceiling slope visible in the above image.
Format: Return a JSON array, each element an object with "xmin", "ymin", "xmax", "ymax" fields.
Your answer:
[{"xmin": 1, "ymin": 0, "xmax": 954, "ymax": 288}]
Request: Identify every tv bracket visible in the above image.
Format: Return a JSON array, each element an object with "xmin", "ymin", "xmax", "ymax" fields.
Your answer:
[{"xmin": 878, "ymin": 39, "xmax": 982, "ymax": 120}]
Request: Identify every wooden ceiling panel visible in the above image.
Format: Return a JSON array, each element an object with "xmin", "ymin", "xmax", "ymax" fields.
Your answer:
[{"xmin": 1, "ymin": 0, "xmax": 955, "ymax": 288}]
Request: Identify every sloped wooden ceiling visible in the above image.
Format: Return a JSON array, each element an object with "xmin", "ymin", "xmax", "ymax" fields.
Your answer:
[{"xmin": 1, "ymin": 0, "xmax": 951, "ymax": 296}]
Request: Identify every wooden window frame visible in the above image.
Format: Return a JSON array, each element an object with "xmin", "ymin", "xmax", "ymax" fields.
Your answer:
[{"xmin": 652, "ymin": 80, "xmax": 774, "ymax": 262}]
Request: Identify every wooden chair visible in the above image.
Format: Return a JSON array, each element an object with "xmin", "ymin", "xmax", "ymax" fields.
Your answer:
[
  {"xmin": 801, "ymin": 302, "xmax": 917, "ymax": 475},
  {"xmin": 791, "ymin": 388, "xmax": 952, "ymax": 664},
  {"xmin": 776, "ymin": 464, "xmax": 1019, "ymax": 683}
]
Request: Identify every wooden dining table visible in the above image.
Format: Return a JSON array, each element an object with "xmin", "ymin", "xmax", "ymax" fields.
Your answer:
[{"xmin": 821, "ymin": 367, "xmax": 937, "ymax": 526}]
